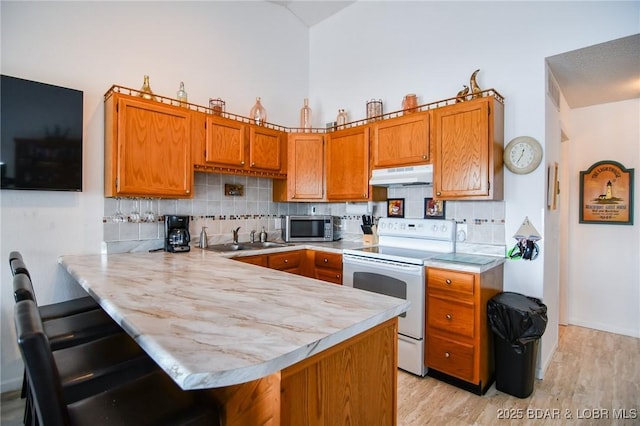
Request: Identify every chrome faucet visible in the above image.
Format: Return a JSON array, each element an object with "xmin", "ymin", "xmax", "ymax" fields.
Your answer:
[
  {"xmin": 250, "ymin": 230, "xmax": 256, "ymax": 243},
  {"xmin": 232, "ymin": 227, "xmax": 241, "ymax": 245}
]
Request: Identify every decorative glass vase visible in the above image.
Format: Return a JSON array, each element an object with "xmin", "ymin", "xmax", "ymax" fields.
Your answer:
[
  {"xmin": 249, "ymin": 97, "xmax": 267, "ymax": 125},
  {"xmin": 176, "ymin": 81, "xmax": 188, "ymax": 107},
  {"xmin": 139, "ymin": 75, "xmax": 156, "ymax": 101},
  {"xmin": 300, "ymin": 98, "xmax": 312, "ymax": 131},
  {"xmin": 336, "ymin": 109, "xmax": 348, "ymax": 129}
]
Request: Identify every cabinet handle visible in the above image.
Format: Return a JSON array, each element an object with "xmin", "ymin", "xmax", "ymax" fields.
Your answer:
[
  {"xmin": 446, "ymin": 314, "xmax": 452, "ymax": 320},
  {"xmin": 284, "ymin": 259, "xmax": 288, "ymax": 263},
  {"xmin": 240, "ymin": 161, "xmax": 245, "ymax": 165},
  {"xmin": 422, "ymin": 154, "xmax": 427, "ymax": 159},
  {"xmin": 445, "ymin": 279, "xmax": 452, "ymax": 285},
  {"xmin": 436, "ymin": 192, "xmax": 442, "ymax": 196},
  {"xmin": 324, "ymin": 258, "xmax": 329, "ymax": 263},
  {"xmin": 251, "ymin": 162, "xmax": 256, "ymax": 167},
  {"xmin": 444, "ymin": 352, "xmax": 451, "ymax": 358},
  {"xmin": 362, "ymin": 193, "xmax": 366, "ymax": 198},
  {"xmin": 185, "ymin": 189, "xmax": 190, "ymax": 194},
  {"xmin": 336, "ymin": 274, "xmax": 340, "ymax": 278}
]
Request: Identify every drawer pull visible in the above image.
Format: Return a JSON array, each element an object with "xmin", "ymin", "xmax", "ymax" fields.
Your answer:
[
  {"xmin": 284, "ymin": 259, "xmax": 288, "ymax": 263},
  {"xmin": 444, "ymin": 352, "xmax": 451, "ymax": 358},
  {"xmin": 446, "ymin": 314, "xmax": 452, "ymax": 320},
  {"xmin": 445, "ymin": 279, "xmax": 452, "ymax": 285},
  {"xmin": 324, "ymin": 258, "xmax": 329, "ymax": 263}
]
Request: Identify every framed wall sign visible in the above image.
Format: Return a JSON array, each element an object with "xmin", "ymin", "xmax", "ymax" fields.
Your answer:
[
  {"xmin": 424, "ymin": 198, "xmax": 445, "ymax": 219},
  {"xmin": 387, "ymin": 198, "xmax": 405, "ymax": 218},
  {"xmin": 580, "ymin": 160, "xmax": 634, "ymax": 225}
]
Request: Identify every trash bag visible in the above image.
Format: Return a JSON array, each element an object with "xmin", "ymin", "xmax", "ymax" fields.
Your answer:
[{"xmin": 487, "ymin": 292, "xmax": 547, "ymax": 353}]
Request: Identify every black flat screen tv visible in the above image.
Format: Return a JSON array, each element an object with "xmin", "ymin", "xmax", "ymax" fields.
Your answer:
[{"xmin": 1, "ymin": 74, "xmax": 83, "ymax": 191}]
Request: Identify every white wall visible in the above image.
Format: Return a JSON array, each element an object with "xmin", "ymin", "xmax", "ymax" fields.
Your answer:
[
  {"xmin": 308, "ymin": 0, "xmax": 639, "ymax": 378},
  {"xmin": 0, "ymin": 0, "xmax": 309, "ymax": 392},
  {"xmin": 566, "ymin": 99, "xmax": 640, "ymax": 337}
]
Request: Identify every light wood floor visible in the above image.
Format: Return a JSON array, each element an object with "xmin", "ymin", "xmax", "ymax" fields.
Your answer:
[{"xmin": 2, "ymin": 325, "xmax": 638, "ymax": 425}]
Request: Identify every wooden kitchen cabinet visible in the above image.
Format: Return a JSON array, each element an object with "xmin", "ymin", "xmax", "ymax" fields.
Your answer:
[
  {"xmin": 267, "ymin": 250, "xmax": 305, "ymax": 275},
  {"xmin": 325, "ymin": 126, "xmax": 386, "ymax": 201},
  {"xmin": 371, "ymin": 111, "xmax": 430, "ymax": 168},
  {"xmin": 248, "ymin": 126, "xmax": 283, "ymax": 172},
  {"xmin": 235, "ymin": 254, "xmax": 268, "ymax": 267},
  {"xmin": 425, "ymin": 265, "xmax": 503, "ymax": 394},
  {"xmin": 431, "ymin": 96, "xmax": 504, "ymax": 200},
  {"xmin": 104, "ymin": 91, "xmax": 193, "ymax": 198},
  {"xmin": 273, "ymin": 133, "xmax": 325, "ymax": 201},
  {"xmin": 204, "ymin": 115, "xmax": 247, "ymax": 168},
  {"xmin": 312, "ymin": 251, "xmax": 342, "ymax": 285}
]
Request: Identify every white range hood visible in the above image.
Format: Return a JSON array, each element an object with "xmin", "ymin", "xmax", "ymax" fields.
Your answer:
[{"xmin": 369, "ymin": 164, "xmax": 433, "ymax": 187}]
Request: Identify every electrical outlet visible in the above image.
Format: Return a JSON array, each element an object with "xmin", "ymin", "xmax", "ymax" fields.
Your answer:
[
  {"xmin": 456, "ymin": 223, "xmax": 468, "ymax": 242},
  {"xmin": 274, "ymin": 218, "xmax": 282, "ymax": 230}
]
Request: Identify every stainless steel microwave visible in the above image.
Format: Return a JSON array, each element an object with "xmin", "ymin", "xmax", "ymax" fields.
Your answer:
[{"xmin": 282, "ymin": 215, "xmax": 337, "ymax": 242}]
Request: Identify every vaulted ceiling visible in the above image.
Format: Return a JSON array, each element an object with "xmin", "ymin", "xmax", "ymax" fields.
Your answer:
[{"xmin": 270, "ymin": 1, "xmax": 640, "ymax": 109}]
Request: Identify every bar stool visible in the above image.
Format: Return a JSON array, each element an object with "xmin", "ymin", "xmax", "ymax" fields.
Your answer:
[
  {"xmin": 13, "ymin": 273, "xmax": 122, "ymax": 351},
  {"xmin": 15, "ymin": 299, "xmax": 220, "ymax": 426},
  {"xmin": 9, "ymin": 253, "xmax": 100, "ymax": 320}
]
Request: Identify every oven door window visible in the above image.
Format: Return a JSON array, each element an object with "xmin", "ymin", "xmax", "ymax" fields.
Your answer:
[{"xmin": 353, "ymin": 272, "xmax": 407, "ymax": 317}]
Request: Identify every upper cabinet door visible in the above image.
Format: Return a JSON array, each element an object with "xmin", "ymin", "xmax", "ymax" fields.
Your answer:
[
  {"xmin": 432, "ymin": 97, "xmax": 503, "ymax": 200},
  {"xmin": 286, "ymin": 133, "xmax": 325, "ymax": 200},
  {"xmin": 372, "ymin": 111, "xmax": 430, "ymax": 168},
  {"xmin": 325, "ymin": 126, "xmax": 370, "ymax": 201},
  {"xmin": 249, "ymin": 126, "xmax": 283, "ymax": 171},
  {"xmin": 205, "ymin": 116, "xmax": 246, "ymax": 167},
  {"xmin": 105, "ymin": 94, "xmax": 192, "ymax": 198}
]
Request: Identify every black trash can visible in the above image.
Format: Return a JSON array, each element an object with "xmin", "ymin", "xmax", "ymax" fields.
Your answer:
[{"xmin": 487, "ymin": 292, "xmax": 547, "ymax": 398}]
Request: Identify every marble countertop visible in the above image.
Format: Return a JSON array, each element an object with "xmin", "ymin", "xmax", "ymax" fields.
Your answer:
[{"xmin": 58, "ymin": 251, "xmax": 409, "ymax": 390}]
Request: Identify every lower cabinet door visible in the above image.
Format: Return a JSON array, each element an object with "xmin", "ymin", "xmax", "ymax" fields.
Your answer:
[{"xmin": 427, "ymin": 333, "xmax": 475, "ymax": 382}]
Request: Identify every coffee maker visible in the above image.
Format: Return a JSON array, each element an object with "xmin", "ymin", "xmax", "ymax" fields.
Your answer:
[{"xmin": 164, "ymin": 215, "xmax": 191, "ymax": 252}]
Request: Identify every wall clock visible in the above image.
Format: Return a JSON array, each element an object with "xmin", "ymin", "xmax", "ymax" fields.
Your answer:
[{"xmin": 503, "ymin": 136, "xmax": 543, "ymax": 174}]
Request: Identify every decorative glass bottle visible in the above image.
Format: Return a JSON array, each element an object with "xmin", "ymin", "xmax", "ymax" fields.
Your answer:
[
  {"xmin": 300, "ymin": 98, "xmax": 312, "ymax": 131},
  {"xmin": 139, "ymin": 75, "xmax": 156, "ymax": 101},
  {"xmin": 336, "ymin": 109, "xmax": 348, "ymax": 129},
  {"xmin": 176, "ymin": 81, "xmax": 188, "ymax": 107},
  {"xmin": 249, "ymin": 97, "xmax": 267, "ymax": 126}
]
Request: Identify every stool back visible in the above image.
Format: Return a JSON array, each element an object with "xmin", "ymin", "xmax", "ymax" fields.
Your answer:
[
  {"xmin": 13, "ymin": 273, "xmax": 38, "ymax": 305},
  {"xmin": 14, "ymin": 299, "xmax": 70, "ymax": 426}
]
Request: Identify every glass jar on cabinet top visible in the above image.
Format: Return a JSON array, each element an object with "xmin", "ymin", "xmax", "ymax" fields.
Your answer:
[
  {"xmin": 300, "ymin": 98, "xmax": 312, "ymax": 131},
  {"xmin": 249, "ymin": 97, "xmax": 267, "ymax": 125}
]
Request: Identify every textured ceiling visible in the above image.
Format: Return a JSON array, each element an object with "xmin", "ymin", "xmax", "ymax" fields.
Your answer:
[
  {"xmin": 271, "ymin": 2, "xmax": 639, "ymax": 108},
  {"xmin": 547, "ymin": 34, "xmax": 640, "ymax": 108}
]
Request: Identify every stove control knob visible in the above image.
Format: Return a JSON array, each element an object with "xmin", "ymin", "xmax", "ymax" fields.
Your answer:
[
  {"xmin": 432, "ymin": 225, "xmax": 439, "ymax": 232},
  {"xmin": 441, "ymin": 225, "xmax": 448, "ymax": 233}
]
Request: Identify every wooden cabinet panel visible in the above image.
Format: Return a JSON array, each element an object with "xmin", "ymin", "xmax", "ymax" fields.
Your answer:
[
  {"xmin": 427, "ymin": 294, "xmax": 474, "ymax": 339},
  {"xmin": 274, "ymin": 133, "xmax": 324, "ymax": 201},
  {"xmin": 372, "ymin": 112, "xmax": 430, "ymax": 168},
  {"xmin": 425, "ymin": 265, "xmax": 503, "ymax": 394},
  {"xmin": 427, "ymin": 333, "xmax": 475, "ymax": 383},
  {"xmin": 267, "ymin": 251, "xmax": 303, "ymax": 272},
  {"xmin": 205, "ymin": 116, "xmax": 246, "ymax": 167},
  {"xmin": 325, "ymin": 126, "xmax": 370, "ymax": 201},
  {"xmin": 432, "ymin": 97, "xmax": 503, "ymax": 200},
  {"xmin": 235, "ymin": 255, "xmax": 268, "ymax": 267},
  {"xmin": 104, "ymin": 93, "xmax": 192, "ymax": 198},
  {"xmin": 313, "ymin": 251, "xmax": 343, "ymax": 285},
  {"xmin": 427, "ymin": 268, "xmax": 474, "ymax": 296},
  {"xmin": 249, "ymin": 126, "xmax": 282, "ymax": 171}
]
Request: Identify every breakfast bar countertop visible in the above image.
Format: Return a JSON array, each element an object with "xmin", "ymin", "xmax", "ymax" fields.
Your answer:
[{"xmin": 58, "ymin": 251, "xmax": 409, "ymax": 390}]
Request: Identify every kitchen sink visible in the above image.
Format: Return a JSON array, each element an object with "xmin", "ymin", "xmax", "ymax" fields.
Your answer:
[
  {"xmin": 204, "ymin": 244, "xmax": 252, "ymax": 252},
  {"xmin": 244, "ymin": 241, "xmax": 291, "ymax": 249},
  {"xmin": 203, "ymin": 241, "xmax": 292, "ymax": 252}
]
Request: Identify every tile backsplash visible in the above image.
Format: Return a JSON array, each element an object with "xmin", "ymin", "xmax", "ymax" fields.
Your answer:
[{"xmin": 103, "ymin": 173, "xmax": 505, "ymax": 252}]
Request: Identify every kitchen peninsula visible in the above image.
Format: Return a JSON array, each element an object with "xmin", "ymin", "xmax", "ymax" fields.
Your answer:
[{"xmin": 58, "ymin": 250, "xmax": 409, "ymax": 426}]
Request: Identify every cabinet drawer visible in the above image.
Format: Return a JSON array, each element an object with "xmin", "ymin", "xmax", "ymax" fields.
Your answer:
[
  {"xmin": 268, "ymin": 251, "xmax": 302, "ymax": 270},
  {"xmin": 427, "ymin": 268, "xmax": 474, "ymax": 295},
  {"xmin": 314, "ymin": 251, "xmax": 342, "ymax": 270},
  {"xmin": 315, "ymin": 268, "xmax": 342, "ymax": 285},
  {"xmin": 427, "ymin": 334, "xmax": 475, "ymax": 382},
  {"xmin": 427, "ymin": 295, "xmax": 474, "ymax": 338}
]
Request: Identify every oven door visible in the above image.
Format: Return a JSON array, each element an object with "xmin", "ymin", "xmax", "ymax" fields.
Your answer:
[{"xmin": 343, "ymin": 254, "xmax": 424, "ymax": 340}]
